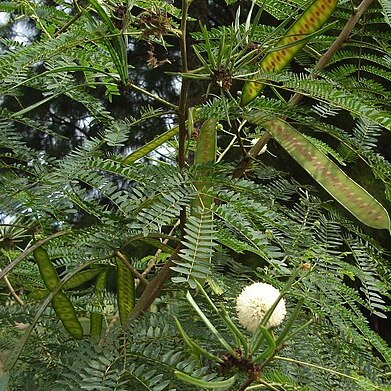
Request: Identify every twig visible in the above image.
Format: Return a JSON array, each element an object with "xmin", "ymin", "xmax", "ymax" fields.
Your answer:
[
  {"xmin": 141, "ymin": 221, "xmax": 180, "ymax": 279},
  {"xmin": 1, "ymin": 272, "xmax": 24, "ymax": 305},
  {"xmin": 238, "ymin": 375, "xmax": 256, "ymax": 391},
  {"xmin": 274, "ymin": 355, "xmax": 361, "ymax": 382},
  {"xmin": 178, "ymin": 0, "xmax": 191, "ymax": 236},
  {"xmin": 289, "ymin": 0, "xmax": 375, "ymax": 107},
  {"xmin": 245, "ymin": 379, "xmax": 281, "ymax": 391},
  {"xmin": 55, "ymin": 11, "xmax": 83, "ymax": 37},
  {"xmin": 127, "ymin": 82, "xmax": 179, "ymax": 110},
  {"xmin": 177, "ymin": 0, "xmax": 190, "ymax": 169}
]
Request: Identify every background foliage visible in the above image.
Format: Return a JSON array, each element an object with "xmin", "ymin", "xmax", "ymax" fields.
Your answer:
[{"xmin": 0, "ymin": 0, "xmax": 391, "ymax": 389}]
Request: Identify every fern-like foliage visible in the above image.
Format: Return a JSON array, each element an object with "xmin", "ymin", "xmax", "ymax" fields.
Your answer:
[{"xmin": 0, "ymin": 0, "xmax": 390, "ymax": 390}]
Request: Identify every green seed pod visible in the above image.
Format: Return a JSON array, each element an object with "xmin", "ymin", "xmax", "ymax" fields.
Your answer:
[
  {"xmin": 191, "ymin": 119, "xmax": 218, "ymax": 211},
  {"xmin": 90, "ymin": 270, "xmax": 107, "ymax": 341},
  {"xmin": 28, "ymin": 289, "xmax": 50, "ymax": 300},
  {"xmin": 28, "ymin": 269, "xmax": 103, "ymax": 300},
  {"xmin": 33, "ymin": 246, "xmax": 83, "ymax": 339},
  {"xmin": 241, "ymin": 0, "xmax": 338, "ymax": 106},
  {"xmin": 246, "ymin": 113, "xmax": 391, "ymax": 230},
  {"xmin": 33, "ymin": 247, "xmax": 59, "ymax": 291},
  {"xmin": 52, "ymin": 292, "xmax": 84, "ymax": 339},
  {"xmin": 116, "ymin": 256, "xmax": 135, "ymax": 326},
  {"xmin": 62, "ymin": 269, "xmax": 103, "ymax": 290},
  {"xmin": 123, "ymin": 125, "xmax": 180, "ymax": 165}
]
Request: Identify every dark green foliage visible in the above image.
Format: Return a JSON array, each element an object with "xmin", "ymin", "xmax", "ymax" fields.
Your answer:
[{"xmin": 0, "ymin": 0, "xmax": 391, "ymax": 390}]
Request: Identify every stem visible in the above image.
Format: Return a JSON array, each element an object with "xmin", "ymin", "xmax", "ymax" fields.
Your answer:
[
  {"xmin": 141, "ymin": 221, "xmax": 179, "ymax": 280},
  {"xmin": 127, "ymin": 82, "xmax": 179, "ymax": 110},
  {"xmin": 130, "ymin": 245, "xmax": 181, "ymax": 320},
  {"xmin": 1, "ymin": 273, "xmax": 24, "ymax": 305},
  {"xmin": 238, "ymin": 378, "xmax": 254, "ymax": 391},
  {"xmin": 274, "ymin": 356, "xmax": 360, "ymax": 382},
  {"xmin": 289, "ymin": 0, "xmax": 375, "ymax": 106},
  {"xmin": 245, "ymin": 380, "xmax": 283, "ymax": 391},
  {"xmin": 178, "ymin": 0, "xmax": 191, "ymax": 236},
  {"xmin": 177, "ymin": 0, "xmax": 190, "ymax": 169},
  {"xmin": 55, "ymin": 11, "xmax": 83, "ymax": 37}
]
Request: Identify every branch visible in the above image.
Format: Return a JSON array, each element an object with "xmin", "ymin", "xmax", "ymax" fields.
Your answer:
[
  {"xmin": 0, "ymin": 273, "xmax": 24, "ymax": 305},
  {"xmin": 177, "ymin": 0, "xmax": 190, "ymax": 169},
  {"xmin": 130, "ymin": 245, "xmax": 181, "ymax": 320},
  {"xmin": 127, "ymin": 82, "xmax": 179, "ymax": 110},
  {"xmin": 289, "ymin": 0, "xmax": 375, "ymax": 106}
]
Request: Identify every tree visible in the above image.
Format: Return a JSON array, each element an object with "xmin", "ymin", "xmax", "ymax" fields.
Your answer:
[{"xmin": 0, "ymin": 0, "xmax": 391, "ymax": 389}]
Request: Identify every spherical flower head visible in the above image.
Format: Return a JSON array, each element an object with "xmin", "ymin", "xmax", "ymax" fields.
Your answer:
[{"xmin": 236, "ymin": 282, "xmax": 286, "ymax": 333}]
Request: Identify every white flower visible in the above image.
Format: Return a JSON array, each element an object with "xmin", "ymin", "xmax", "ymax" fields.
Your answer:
[{"xmin": 236, "ymin": 282, "xmax": 286, "ymax": 333}]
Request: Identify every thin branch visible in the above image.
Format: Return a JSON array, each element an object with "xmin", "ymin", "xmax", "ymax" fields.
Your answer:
[
  {"xmin": 238, "ymin": 376, "xmax": 256, "ymax": 391},
  {"xmin": 274, "ymin": 355, "xmax": 362, "ymax": 382},
  {"xmin": 289, "ymin": 0, "xmax": 375, "ymax": 106},
  {"xmin": 55, "ymin": 11, "xmax": 83, "ymax": 37},
  {"xmin": 177, "ymin": 0, "xmax": 190, "ymax": 169},
  {"xmin": 0, "ymin": 273, "xmax": 24, "ymax": 305},
  {"xmin": 130, "ymin": 245, "xmax": 181, "ymax": 320},
  {"xmin": 141, "ymin": 221, "xmax": 180, "ymax": 279},
  {"xmin": 245, "ymin": 379, "xmax": 284, "ymax": 391},
  {"xmin": 127, "ymin": 82, "xmax": 179, "ymax": 110},
  {"xmin": 178, "ymin": 0, "xmax": 191, "ymax": 236}
]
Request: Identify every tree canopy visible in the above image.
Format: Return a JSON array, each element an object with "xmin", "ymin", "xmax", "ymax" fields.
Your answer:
[{"xmin": 0, "ymin": 0, "xmax": 391, "ymax": 389}]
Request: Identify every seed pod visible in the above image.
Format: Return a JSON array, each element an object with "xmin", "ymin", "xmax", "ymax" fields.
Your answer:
[
  {"xmin": 246, "ymin": 114, "xmax": 390, "ymax": 230},
  {"xmin": 241, "ymin": 0, "xmax": 338, "ymax": 106},
  {"xmin": 33, "ymin": 246, "xmax": 83, "ymax": 339},
  {"xmin": 33, "ymin": 247, "xmax": 58, "ymax": 291},
  {"xmin": 90, "ymin": 270, "xmax": 107, "ymax": 341},
  {"xmin": 123, "ymin": 124, "xmax": 180, "ymax": 165},
  {"xmin": 191, "ymin": 119, "xmax": 218, "ymax": 212},
  {"xmin": 52, "ymin": 292, "xmax": 84, "ymax": 340},
  {"xmin": 62, "ymin": 269, "xmax": 103, "ymax": 290},
  {"xmin": 116, "ymin": 256, "xmax": 135, "ymax": 326},
  {"xmin": 28, "ymin": 269, "xmax": 103, "ymax": 300}
]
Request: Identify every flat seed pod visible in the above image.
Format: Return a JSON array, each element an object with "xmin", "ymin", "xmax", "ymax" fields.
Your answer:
[
  {"xmin": 61, "ymin": 269, "xmax": 103, "ymax": 290},
  {"xmin": 33, "ymin": 247, "xmax": 59, "ymax": 291},
  {"xmin": 116, "ymin": 256, "xmax": 135, "ymax": 326},
  {"xmin": 90, "ymin": 270, "xmax": 107, "ymax": 340},
  {"xmin": 246, "ymin": 114, "xmax": 390, "ymax": 231},
  {"xmin": 52, "ymin": 292, "xmax": 83, "ymax": 339},
  {"xmin": 241, "ymin": 0, "xmax": 338, "ymax": 106},
  {"xmin": 33, "ymin": 246, "xmax": 83, "ymax": 339},
  {"xmin": 123, "ymin": 124, "xmax": 180, "ymax": 165},
  {"xmin": 194, "ymin": 119, "xmax": 217, "ymax": 165},
  {"xmin": 192, "ymin": 119, "xmax": 217, "ymax": 211},
  {"xmin": 28, "ymin": 289, "xmax": 50, "ymax": 300},
  {"xmin": 28, "ymin": 269, "xmax": 103, "ymax": 300}
]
